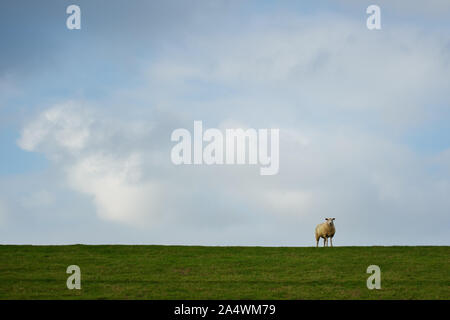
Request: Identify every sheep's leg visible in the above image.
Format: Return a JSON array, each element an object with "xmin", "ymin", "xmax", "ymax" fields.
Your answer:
[
  {"xmin": 316, "ymin": 239, "xmax": 319, "ymax": 247},
  {"xmin": 330, "ymin": 237, "xmax": 333, "ymax": 247},
  {"xmin": 323, "ymin": 237, "xmax": 327, "ymax": 247}
]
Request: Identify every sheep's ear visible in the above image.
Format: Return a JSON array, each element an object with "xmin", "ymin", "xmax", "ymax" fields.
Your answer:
[
  {"xmin": 325, "ymin": 218, "xmax": 328, "ymax": 221},
  {"xmin": 332, "ymin": 218, "xmax": 335, "ymax": 220}
]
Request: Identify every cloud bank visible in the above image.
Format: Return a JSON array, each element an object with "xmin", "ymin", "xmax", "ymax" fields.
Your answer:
[{"xmin": 1, "ymin": 1, "xmax": 448, "ymax": 245}]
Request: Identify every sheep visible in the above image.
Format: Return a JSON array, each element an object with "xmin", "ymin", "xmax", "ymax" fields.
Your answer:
[{"xmin": 315, "ymin": 218, "xmax": 335, "ymax": 247}]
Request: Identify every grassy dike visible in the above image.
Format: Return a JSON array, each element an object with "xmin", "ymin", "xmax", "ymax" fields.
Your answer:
[{"xmin": 0, "ymin": 245, "xmax": 448, "ymax": 299}]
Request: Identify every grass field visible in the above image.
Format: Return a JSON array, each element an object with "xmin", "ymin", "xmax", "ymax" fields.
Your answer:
[{"xmin": 0, "ymin": 245, "xmax": 448, "ymax": 299}]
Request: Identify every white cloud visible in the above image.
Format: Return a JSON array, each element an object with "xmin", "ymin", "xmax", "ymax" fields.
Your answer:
[
  {"xmin": 18, "ymin": 101, "xmax": 92, "ymax": 155},
  {"xmin": 18, "ymin": 103, "xmax": 163, "ymax": 227},
  {"xmin": 146, "ymin": 16, "xmax": 450, "ymax": 127},
  {"xmin": 67, "ymin": 152, "xmax": 162, "ymax": 225}
]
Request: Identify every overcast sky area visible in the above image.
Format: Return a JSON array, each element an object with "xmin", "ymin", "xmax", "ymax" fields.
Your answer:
[{"xmin": 0, "ymin": 0, "xmax": 449, "ymax": 246}]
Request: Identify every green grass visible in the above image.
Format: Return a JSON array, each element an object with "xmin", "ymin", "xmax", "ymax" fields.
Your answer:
[{"xmin": 0, "ymin": 245, "xmax": 448, "ymax": 299}]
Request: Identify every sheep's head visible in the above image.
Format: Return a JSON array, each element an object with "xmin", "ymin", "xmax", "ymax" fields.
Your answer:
[{"xmin": 325, "ymin": 218, "xmax": 335, "ymax": 226}]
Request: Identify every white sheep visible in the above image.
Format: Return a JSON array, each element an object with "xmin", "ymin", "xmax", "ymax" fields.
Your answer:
[{"xmin": 315, "ymin": 218, "xmax": 335, "ymax": 247}]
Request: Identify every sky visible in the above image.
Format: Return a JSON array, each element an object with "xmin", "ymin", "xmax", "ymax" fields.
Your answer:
[{"xmin": 0, "ymin": 0, "xmax": 449, "ymax": 246}]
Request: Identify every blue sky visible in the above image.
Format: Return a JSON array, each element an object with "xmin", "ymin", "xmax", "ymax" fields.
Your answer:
[{"xmin": 1, "ymin": 0, "xmax": 449, "ymax": 245}]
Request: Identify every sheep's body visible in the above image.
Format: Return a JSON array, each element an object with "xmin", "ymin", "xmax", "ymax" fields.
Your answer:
[{"xmin": 315, "ymin": 219, "xmax": 335, "ymax": 247}]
